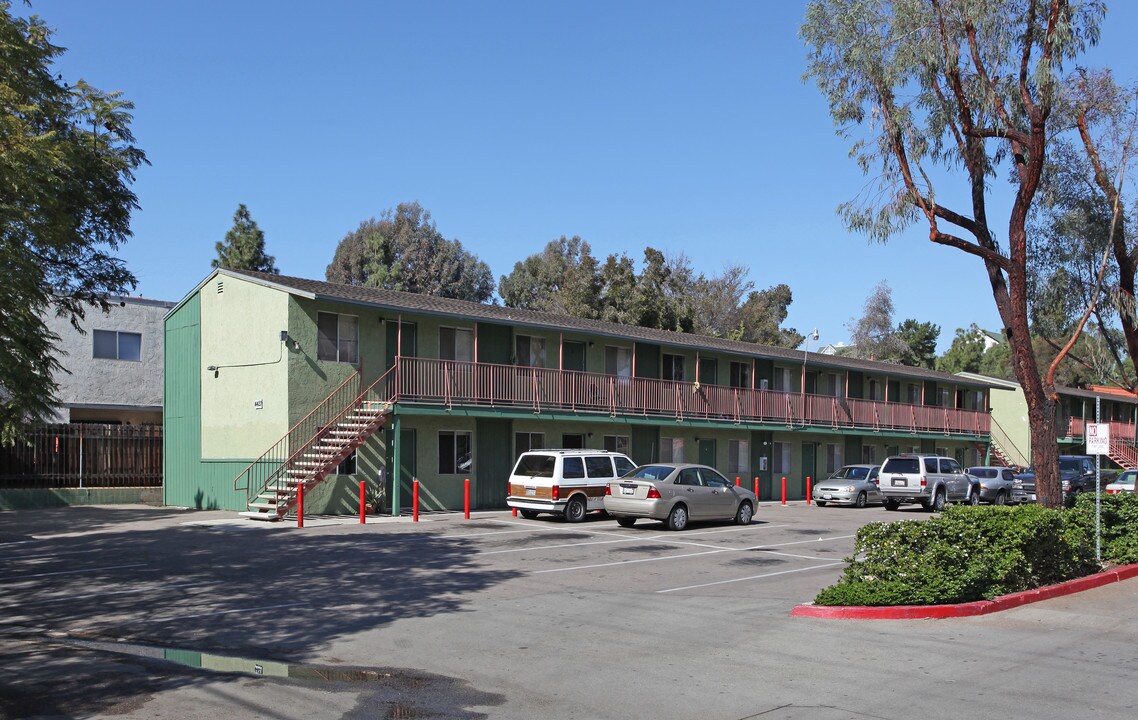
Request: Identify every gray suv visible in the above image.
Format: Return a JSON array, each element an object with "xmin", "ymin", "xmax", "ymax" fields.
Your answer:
[{"xmin": 878, "ymin": 454, "xmax": 980, "ymax": 512}]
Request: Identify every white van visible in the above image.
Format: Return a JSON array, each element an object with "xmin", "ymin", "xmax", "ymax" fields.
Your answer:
[{"xmin": 507, "ymin": 449, "xmax": 637, "ymax": 522}]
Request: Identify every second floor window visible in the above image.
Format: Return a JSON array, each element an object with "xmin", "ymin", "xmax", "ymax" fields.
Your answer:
[
  {"xmin": 730, "ymin": 361, "xmax": 752, "ymax": 388},
  {"xmin": 605, "ymin": 346, "xmax": 631, "ymax": 377},
  {"xmin": 440, "ymin": 327, "xmax": 473, "ymax": 362},
  {"xmin": 317, "ymin": 312, "xmax": 359, "ymax": 363},
  {"xmin": 516, "ymin": 335, "xmax": 546, "ymax": 367},
  {"xmin": 93, "ymin": 330, "xmax": 142, "ymax": 361},
  {"xmin": 662, "ymin": 353, "xmax": 685, "ymax": 382}
]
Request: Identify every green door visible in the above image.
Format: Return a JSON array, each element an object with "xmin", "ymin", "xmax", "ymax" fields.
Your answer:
[
  {"xmin": 386, "ymin": 321, "xmax": 417, "ymax": 365},
  {"xmin": 385, "ymin": 426, "xmax": 416, "ymax": 514},
  {"xmin": 476, "ymin": 418, "xmax": 511, "ymax": 508},
  {"xmin": 699, "ymin": 358, "xmax": 718, "ymax": 386},
  {"xmin": 800, "ymin": 442, "xmax": 816, "ymax": 500},
  {"xmin": 698, "ymin": 438, "xmax": 717, "ymax": 467},
  {"xmin": 562, "ymin": 341, "xmax": 586, "ymax": 371}
]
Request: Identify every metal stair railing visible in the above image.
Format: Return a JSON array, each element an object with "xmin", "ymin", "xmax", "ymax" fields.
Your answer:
[
  {"xmin": 989, "ymin": 416, "xmax": 1029, "ymax": 468},
  {"xmin": 233, "ymin": 365, "xmax": 398, "ymax": 510}
]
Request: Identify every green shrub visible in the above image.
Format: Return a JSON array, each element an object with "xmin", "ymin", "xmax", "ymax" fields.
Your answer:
[
  {"xmin": 813, "ymin": 504, "xmax": 1098, "ymax": 606},
  {"xmin": 1068, "ymin": 492, "xmax": 1138, "ymax": 564}
]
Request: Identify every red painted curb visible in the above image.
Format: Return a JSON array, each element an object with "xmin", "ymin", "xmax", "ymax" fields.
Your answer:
[{"xmin": 791, "ymin": 563, "xmax": 1138, "ymax": 620}]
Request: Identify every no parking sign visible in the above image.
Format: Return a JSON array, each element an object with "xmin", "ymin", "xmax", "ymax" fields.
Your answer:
[{"xmin": 1087, "ymin": 423, "xmax": 1110, "ymax": 455}]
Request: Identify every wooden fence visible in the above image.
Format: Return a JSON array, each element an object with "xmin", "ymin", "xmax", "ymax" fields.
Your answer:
[{"xmin": 0, "ymin": 423, "xmax": 162, "ymax": 488}]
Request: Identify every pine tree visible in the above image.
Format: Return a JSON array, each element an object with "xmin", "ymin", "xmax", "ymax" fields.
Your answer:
[{"xmin": 213, "ymin": 204, "xmax": 278, "ymax": 273}]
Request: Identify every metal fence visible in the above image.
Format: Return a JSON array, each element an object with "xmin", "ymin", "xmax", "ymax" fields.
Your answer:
[{"xmin": 0, "ymin": 423, "xmax": 163, "ymax": 488}]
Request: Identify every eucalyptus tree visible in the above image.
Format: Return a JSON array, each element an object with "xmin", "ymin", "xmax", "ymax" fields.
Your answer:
[
  {"xmin": 802, "ymin": 0, "xmax": 1106, "ymax": 507},
  {"xmin": 0, "ymin": 4, "xmax": 147, "ymax": 443}
]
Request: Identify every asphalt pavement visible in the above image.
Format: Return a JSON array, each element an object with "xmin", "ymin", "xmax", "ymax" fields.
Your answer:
[{"xmin": 1, "ymin": 502, "xmax": 1135, "ymax": 719}]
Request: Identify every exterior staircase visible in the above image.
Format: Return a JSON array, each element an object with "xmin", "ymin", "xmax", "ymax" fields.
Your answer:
[
  {"xmin": 234, "ymin": 366, "xmax": 396, "ymax": 521},
  {"xmin": 1107, "ymin": 438, "xmax": 1138, "ymax": 471}
]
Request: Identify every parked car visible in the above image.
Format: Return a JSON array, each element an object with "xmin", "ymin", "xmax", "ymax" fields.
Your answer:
[
  {"xmin": 1012, "ymin": 456, "xmax": 1119, "ymax": 506},
  {"xmin": 1105, "ymin": 469, "xmax": 1136, "ymax": 495},
  {"xmin": 967, "ymin": 466, "xmax": 1019, "ymax": 505},
  {"xmin": 507, "ymin": 449, "xmax": 637, "ymax": 522},
  {"xmin": 812, "ymin": 464, "xmax": 882, "ymax": 508},
  {"xmin": 878, "ymin": 454, "xmax": 980, "ymax": 511},
  {"xmin": 603, "ymin": 463, "xmax": 757, "ymax": 531}
]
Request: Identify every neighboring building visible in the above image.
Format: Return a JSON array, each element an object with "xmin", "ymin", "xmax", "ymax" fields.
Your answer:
[
  {"xmin": 43, "ymin": 296, "xmax": 174, "ymax": 424},
  {"xmin": 164, "ymin": 269, "xmax": 999, "ymax": 517},
  {"xmin": 958, "ymin": 373, "xmax": 1138, "ymax": 469}
]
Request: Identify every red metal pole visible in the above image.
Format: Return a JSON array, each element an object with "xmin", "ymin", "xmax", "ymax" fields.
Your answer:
[
  {"xmin": 513, "ymin": 507, "xmax": 518, "ymax": 517},
  {"xmin": 359, "ymin": 480, "xmax": 366, "ymax": 524},
  {"xmin": 781, "ymin": 476, "xmax": 786, "ymax": 506},
  {"xmin": 735, "ymin": 476, "xmax": 740, "ymax": 487},
  {"xmin": 412, "ymin": 479, "xmax": 419, "ymax": 522},
  {"xmin": 298, "ymin": 484, "xmax": 305, "ymax": 528},
  {"xmin": 806, "ymin": 476, "xmax": 812, "ymax": 505},
  {"xmin": 753, "ymin": 476, "xmax": 759, "ymax": 498},
  {"xmin": 464, "ymin": 478, "xmax": 470, "ymax": 519}
]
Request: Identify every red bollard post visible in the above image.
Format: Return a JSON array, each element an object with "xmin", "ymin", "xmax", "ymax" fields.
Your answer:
[
  {"xmin": 298, "ymin": 484, "xmax": 305, "ymax": 528},
  {"xmin": 464, "ymin": 478, "xmax": 471, "ymax": 519},
  {"xmin": 806, "ymin": 476, "xmax": 812, "ymax": 505},
  {"xmin": 359, "ymin": 480, "xmax": 366, "ymax": 524},
  {"xmin": 753, "ymin": 476, "xmax": 759, "ymax": 499},
  {"xmin": 735, "ymin": 476, "xmax": 741, "ymax": 487},
  {"xmin": 412, "ymin": 479, "xmax": 419, "ymax": 522},
  {"xmin": 781, "ymin": 476, "xmax": 787, "ymax": 506},
  {"xmin": 512, "ymin": 507, "xmax": 518, "ymax": 517}
]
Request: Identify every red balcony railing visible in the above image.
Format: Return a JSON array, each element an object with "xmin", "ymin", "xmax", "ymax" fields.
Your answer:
[
  {"xmin": 393, "ymin": 357, "xmax": 990, "ymax": 437},
  {"xmin": 1058, "ymin": 415, "xmax": 1137, "ymax": 443}
]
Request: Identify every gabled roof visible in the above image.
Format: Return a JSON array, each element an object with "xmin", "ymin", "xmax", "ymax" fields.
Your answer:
[
  {"xmin": 209, "ymin": 268, "xmax": 998, "ymax": 390},
  {"xmin": 956, "ymin": 372, "xmax": 1138, "ymax": 405}
]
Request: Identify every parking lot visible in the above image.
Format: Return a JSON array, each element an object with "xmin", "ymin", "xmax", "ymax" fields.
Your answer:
[{"xmin": 2, "ymin": 502, "xmax": 1137, "ymax": 719}]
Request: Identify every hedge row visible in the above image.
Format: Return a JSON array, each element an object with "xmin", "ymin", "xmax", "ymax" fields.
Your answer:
[{"xmin": 813, "ymin": 493, "xmax": 1138, "ymax": 607}]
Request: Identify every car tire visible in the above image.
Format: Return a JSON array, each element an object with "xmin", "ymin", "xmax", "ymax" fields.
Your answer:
[
  {"xmin": 616, "ymin": 516, "xmax": 636, "ymax": 528},
  {"xmin": 815, "ymin": 500, "xmax": 827, "ymax": 507},
  {"xmin": 993, "ymin": 490, "xmax": 1007, "ymax": 506},
  {"xmin": 520, "ymin": 509, "xmax": 539, "ymax": 520},
  {"xmin": 930, "ymin": 487, "xmax": 946, "ymax": 512},
  {"xmin": 564, "ymin": 496, "xmax": 587, "ymax": 523},
  {"xmin": 667, "ymin": 504, "xmax": 688, "ymax": 531},
  {"xmin": 966, "ymin": 487, "xmax": 980, "ymax": 506},
  {"xmin": 855, "ymin": 492, "xmax": 867, "ymax": 509},
  {"xmin": 735, "ymin": 501, "xmax": 753, "ymax": 525},
  {"xmin": 884, "ymin": 499, "xmax": 900, "ymax": 511}
]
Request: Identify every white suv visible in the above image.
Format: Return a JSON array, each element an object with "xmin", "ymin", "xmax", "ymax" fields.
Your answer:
[
  {"xmin": 506, "ymin": 450, "xmax": 637, "ymax": 522},
  {"xmin": 878, "ymin": 454, "xmax": 980, "ymax": 512}
]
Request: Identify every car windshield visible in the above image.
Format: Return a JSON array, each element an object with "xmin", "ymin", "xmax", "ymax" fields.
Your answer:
[
  {"xmin": 882, "ymin": 458, "xmax": 920, "ymax": 474},
  {"xmin": 1059, "ymin": 458, "xmax": 1085, "ymax": 473},
  {"xmin": 1118, "ymin": 471, "xmax": 1137, "ymax": 484},
  {"xmin": 628, "ymin": 465, "xmax": 675, "ymax": 481},
  {"xmin": 969, "ymin": 468, "xmax": 998, "ymax": 478},
  {"xmin": 832, "ymin": 466, "xmax": 869, "ymax": 480},
  {"xmin": 513, "ymin": 454, "xmax": 555, "ymax": 478}
]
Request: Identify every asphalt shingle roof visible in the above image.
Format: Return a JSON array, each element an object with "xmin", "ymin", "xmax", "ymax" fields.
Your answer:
[{"xmin": 224, "ymin": 268, "xmax": 997, "ymax": 390}]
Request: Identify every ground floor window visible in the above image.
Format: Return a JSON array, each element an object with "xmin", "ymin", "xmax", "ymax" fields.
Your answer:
[
  {"xmin": 604, "ymin": 435, "xmax": 629, "ymax": 454},
  {"xmin": 825, "ymin": 443, "xmax": 843, "ymax": 473},
  {"xmin": 728, "ymin": 439, "xmax": 749, "ymax": 475},
  {"xmin": 439, "ymin": 431, "xmax": 472, "ymax": 474},
  {"xmin": 561, "ymin": 433, "xmax": 585, "ymax": 449},
  {"xmin": 660, "ymin": 437, "xmax": 684, "ymax": 463},
  {"xmin": 862, "ymin": 445, "xmax": 877, "ymax": 464},
  {"xmin": 515, "ymin": 432, "xmax": 544, "ymax": 457},
  {"xmin": 935, "ymin": 446, "xmax": 948, "ymax": 457},
  {"xmin": 336, "ymin": 451, "xmax": 356, "ymax": 475},
  {"xmin": 772, "ymin": 441, "xmax": 791, "ymax": 474}
]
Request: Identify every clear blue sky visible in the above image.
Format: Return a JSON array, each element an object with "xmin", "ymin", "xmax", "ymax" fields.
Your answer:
[{"xmin": 39, "ymin": 1, "xmax": 1138, "ymax": 352}]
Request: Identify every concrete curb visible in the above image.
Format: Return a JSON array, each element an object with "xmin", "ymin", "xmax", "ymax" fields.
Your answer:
[{"xmin": 791, "ymin": 563, "xmax": 1138, "ymax": 620}]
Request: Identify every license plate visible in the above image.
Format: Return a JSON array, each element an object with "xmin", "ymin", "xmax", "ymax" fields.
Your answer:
[
  {"xmin": 621, "ymin": 486, "xmax": 635, "ymax": 496},
  {"xmin": 525, "ymin": 487, "xmax": 536, "ymax": 496},
  {"xmin": 823, "ymin": 494, "xmax": 832, "ymax": 500},
  {"xmin": 891, "ymin": 478, "xmax": 907, "ymax": 487}
]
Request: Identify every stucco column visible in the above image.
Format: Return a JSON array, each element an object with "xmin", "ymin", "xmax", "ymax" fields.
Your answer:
[{"xmin": 391, "ymin": 413, "xmax": 402, "ymax": 516}]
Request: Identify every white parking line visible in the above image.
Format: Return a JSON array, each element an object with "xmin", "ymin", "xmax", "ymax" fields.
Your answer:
[
  {"xmin": 481, "ymin": 537, "xmax": 644, "ymax": 555},
  {"xmin": 0, "ymin": 548, "xmax": 110, "ymax": 562},
  {"xmin": 656, "ymin": 562, "xmax": 846, "ymax": 593},
  {"xmin": 759, "ymin": 550, "xmax": 843, "ymax": 562},
  {"xmin": 1, "ymin": 563, "xmax": 148, "ymax": 581},
  {"xmin": 532, "ymin": 549, "xmax": 729, "ymax": 574},
  {"xmin": 743, "ymin": 534, "xmax": 855, "ymax": 550}
]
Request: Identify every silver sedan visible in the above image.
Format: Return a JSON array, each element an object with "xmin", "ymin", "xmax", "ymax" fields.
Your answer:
[
  {"xmin": 603, "ymin": 463, "xmax": 757, "ymax": 531},
  {"xmin": 812, "ymin": 464, "xmax": 883, "ymax": 508},
  {"xmin": 967, "ymin": 466, "xmax": 1018, "ymax": 505}
]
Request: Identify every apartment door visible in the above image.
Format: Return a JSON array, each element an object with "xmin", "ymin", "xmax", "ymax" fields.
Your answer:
[{"xmin": 698, "ymin": 438, "xmax": 717, "ymax": 467}]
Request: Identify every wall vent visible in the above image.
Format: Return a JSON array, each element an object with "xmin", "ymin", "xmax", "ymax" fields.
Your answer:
[{"xmin": 216, "ymin": 281, "xmax": 224, "ymax": 294}]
